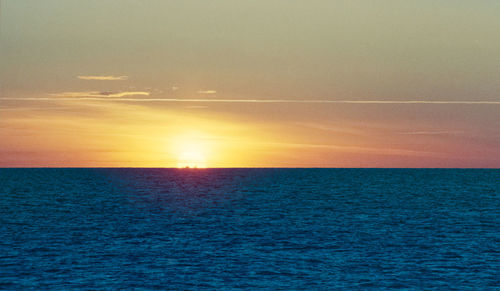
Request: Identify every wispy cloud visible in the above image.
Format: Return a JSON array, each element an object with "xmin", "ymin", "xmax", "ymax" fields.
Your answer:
[
  {"xmin": 197, "ymin": 90, "xmax": 217, "ymax": 94},
  {"xmin": 184, "ymin": 105, "xmax": 208, "ymax": 109},
  {"xmin": 77, "ymin": 75, "xmax": 128, "ymax": 81},
  {"xmin": 264, "ymin": 142, "xmax": 438, "ymax": 157},
  {"xmin": 399, "ymin": 130, "xmax": 464, "ymax": 135},
  {"xmin": 296, "ymin": 122, "xmax": 367, "ymax": 135},
  {"xmin": 3, "ymin": 97, "xmax": 500, "ymax": 105},
  {"xmin": 50, "ymin": 91, "xmax": 150, "ymax": 98}
]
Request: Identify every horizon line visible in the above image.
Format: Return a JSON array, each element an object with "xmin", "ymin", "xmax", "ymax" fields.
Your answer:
[{"xmin": 1, "ymin": 167, "xmax": 498, "ymax": 169}]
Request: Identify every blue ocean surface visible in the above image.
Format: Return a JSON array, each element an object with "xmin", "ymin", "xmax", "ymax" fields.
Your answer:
[{"xmin": 0, "ymin": 168, "xmax": 499, "ymax": 289}]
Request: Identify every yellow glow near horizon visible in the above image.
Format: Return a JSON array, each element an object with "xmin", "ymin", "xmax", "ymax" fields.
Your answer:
[
  {"xmin": 173, "ymin": 133, "xmax": 209, "ymax": 168},
  {"xmin": 2, "ymin": 98, "xmax": 483, "ymax": 168},
  {"xmin": 177, "ymin": 147, "xmax": 207, "ymax": 168}
]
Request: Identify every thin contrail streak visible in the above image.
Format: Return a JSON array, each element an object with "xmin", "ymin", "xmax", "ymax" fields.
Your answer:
[{"xmin": 1, "ymin": 97, "xmax": 500, "ymax": 104}]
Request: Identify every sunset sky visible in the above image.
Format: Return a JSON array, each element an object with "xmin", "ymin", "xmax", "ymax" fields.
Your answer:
[{"xmin": 1, "ymin": 0, "xmax": 499, "ymax": 167}]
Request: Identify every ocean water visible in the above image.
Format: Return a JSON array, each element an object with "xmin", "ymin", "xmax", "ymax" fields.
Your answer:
[{"xmin": 0, "ymin": 168, "xmax": 499, "ymax": 289}]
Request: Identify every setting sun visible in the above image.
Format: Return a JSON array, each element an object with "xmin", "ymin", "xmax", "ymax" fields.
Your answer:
[
  {"xmin": 173, "ymin": 134, "xmax": 209, "ymax": 168},
  {"xmin": 177, "ymin": 147, "xmax": 207, "ymax": 168}
]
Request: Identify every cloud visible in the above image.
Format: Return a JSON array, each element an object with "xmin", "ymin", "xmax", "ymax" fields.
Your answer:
[
  {"xmin": 50, "ymin": 91, "xmax": 150, "ymax": 98},
  {"xmin": 296, "ymin": 122, "xmax": 367, "ymax": 135},
  {"xmin": 197, "ymin": 90, "xmax": 217, "ymax": 94},
  {"xmin": 184, "ymin": 105, "xmax": 208, "ymax": 109},
  {"xmin": 263, "ymin": 142, "xmax": 438, "ymax": 157},
  {"xmin": 171, "ymin": 86, "xmax": 180, "ymax": 91},
  {"xmin": 399, "ymin": 130, "xmax": 464, "ymax": 135},
  {"xmin": 78, "ymin": 75, "xmax": 128, "ymax": 81},
  {"xmin": 88, "ymin": 98, "xmax": 500, "ymax": 104},
  {"xmin": 3, "ymin": 97, "xmax": 500, "ymax": 105}
]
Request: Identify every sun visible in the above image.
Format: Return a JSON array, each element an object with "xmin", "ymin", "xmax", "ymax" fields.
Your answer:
[
  {"xmin": 171, "ymin": 131, "xmax": 213, "ymax": 168},
  {"xmin": 176, "ymin": 145, "xmax": 207, "ymax": 169}
]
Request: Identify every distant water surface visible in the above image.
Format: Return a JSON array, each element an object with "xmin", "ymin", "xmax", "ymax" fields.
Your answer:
[{"xmin": 0, "ymin": 169, "xmax": 499, "ymax": 289}]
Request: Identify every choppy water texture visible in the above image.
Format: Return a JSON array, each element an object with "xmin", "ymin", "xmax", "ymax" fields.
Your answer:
[{"xmin": 0, "ymin": 169, "xmax": 499, "ymax": 289}]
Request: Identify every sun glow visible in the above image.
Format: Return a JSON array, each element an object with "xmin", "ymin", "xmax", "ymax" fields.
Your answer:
[
  {"xmin": 174, "ymin": 134, "xmax": 209, "ymax": 168},
  {"xmin": 177, "ymin": 147, "xmax": 207, "ymax": 168}
]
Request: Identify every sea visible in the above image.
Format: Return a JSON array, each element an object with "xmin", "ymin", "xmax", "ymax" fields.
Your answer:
[{"xmin": 0, "ymin": 168, "xmax": 499, "ymax": 289}]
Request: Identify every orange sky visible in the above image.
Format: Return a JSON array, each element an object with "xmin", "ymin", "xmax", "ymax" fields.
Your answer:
[{"xmin": 1, "ymin": 1, "xmax": 499, "ymax": 167}]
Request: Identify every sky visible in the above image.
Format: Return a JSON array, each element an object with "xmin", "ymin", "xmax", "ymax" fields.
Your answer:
[{"xmin": 1, "ymin": 0, "xmax": 499, "ymax": 168}]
